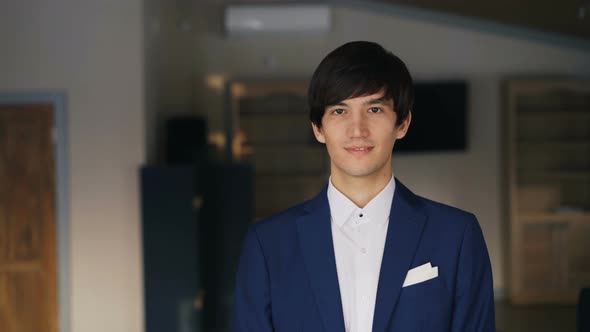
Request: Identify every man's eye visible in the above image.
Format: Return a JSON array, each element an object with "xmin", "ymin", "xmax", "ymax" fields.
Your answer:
[
  {"xmin": 332, "ymin": 109, "xmax": 345, "ymax": 115},
  {"xmin": 368, "ymin": 107, "xmax": 382, "ymax": 113}
]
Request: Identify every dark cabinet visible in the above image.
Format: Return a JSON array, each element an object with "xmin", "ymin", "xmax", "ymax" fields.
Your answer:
[
  {"xmin": 141, "ymin": 166, "xmax": 201, "ymax": 332},
  {"xmin": 141, "ymin": 163, "xmax": 254, "ymax": 332}
]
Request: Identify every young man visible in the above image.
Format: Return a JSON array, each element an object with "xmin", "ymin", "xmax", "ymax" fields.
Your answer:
[{"xmin": 232, "ymin": 41, "xmax": 495, "ymax": 332}]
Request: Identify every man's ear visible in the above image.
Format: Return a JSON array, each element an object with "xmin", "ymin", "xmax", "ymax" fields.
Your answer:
[
  {"xmin": 311, "ymin": 122, "xmax": 326, "ymax": 144},
  {"xmin": 395, "ymin": 111, "xmax": 412, "ymax": 139}
]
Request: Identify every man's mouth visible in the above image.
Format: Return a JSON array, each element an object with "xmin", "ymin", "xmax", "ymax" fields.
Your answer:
[{"xmin": 345, "ymin": 146, "xmax": 374, "ymax": 156}]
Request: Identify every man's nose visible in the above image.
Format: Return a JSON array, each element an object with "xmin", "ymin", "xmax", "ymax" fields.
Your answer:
[{"xmin": 347, "ymin": 112, "xmax": 369, "ymax": 138}]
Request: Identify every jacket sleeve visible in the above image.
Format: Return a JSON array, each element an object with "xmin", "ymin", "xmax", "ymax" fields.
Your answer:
[
  {"xmin": 450, "ymin": 215, "xmax": 496, "ymax": 332},
  {"xmin": 232, "ymin": 226, "xmax": 274, "ymax": 332}
]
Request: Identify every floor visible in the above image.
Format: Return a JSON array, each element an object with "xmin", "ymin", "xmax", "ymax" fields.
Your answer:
[{"xmin": 495, "ymin": 301, "xmax": 577, "ymax": 332}]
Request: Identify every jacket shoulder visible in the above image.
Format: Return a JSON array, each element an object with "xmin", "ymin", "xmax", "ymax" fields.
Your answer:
[
  {"xmin": 249, "ymin": 199, "xmax": 309, "ymax": 236},
  {"xmin": 395, "ymin": 178, "xmax": 476, "ymax": 229},
  {"xmin": 414, "ymin": 194, "xmax": 478, "ymax": 230}
]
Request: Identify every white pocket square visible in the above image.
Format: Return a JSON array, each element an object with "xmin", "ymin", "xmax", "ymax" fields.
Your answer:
[{"xmin": 402, "ymin": 262, "xmax": 439, "ymax": 287}]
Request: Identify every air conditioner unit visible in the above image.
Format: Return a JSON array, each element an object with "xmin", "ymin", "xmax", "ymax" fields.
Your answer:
[{"xmin": 225, "ymin": 5, "xmax": 331, "ymax": 36}]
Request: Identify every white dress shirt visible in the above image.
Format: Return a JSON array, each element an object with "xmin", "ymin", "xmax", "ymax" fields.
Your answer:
[{"xmin": 327, "ymin": 176, "xmax": 395, "ymax": 332}]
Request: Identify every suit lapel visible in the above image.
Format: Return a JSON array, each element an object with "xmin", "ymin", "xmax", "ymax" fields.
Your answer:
[
  {"xmin": 372, "ymin": 178, "xmax": 428, "ymax": 332},
  {"xmin": 297, "ymin": 187, "xmax": 346, "ymax": 332}
]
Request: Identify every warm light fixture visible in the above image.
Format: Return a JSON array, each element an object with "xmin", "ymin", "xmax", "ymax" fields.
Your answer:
[{"xmin": 205, "ymin": 74, "xmax": 226, "ymax": 91}]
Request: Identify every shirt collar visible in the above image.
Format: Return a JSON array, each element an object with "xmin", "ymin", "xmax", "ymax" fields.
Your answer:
[{"xmin": 327, "ymin": 175, "xmax": 396, "ymax": 228}]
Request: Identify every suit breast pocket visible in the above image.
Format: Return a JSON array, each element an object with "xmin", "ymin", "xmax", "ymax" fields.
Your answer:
[{"xmin": 401, "ymin": 274, "xmax": 450, "ymax": 298}]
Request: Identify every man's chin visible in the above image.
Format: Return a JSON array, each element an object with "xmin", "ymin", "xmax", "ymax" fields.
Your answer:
[
  {"xmin": 339, "ymin": 167, "xmax": 381, "ymax": 179},
  {"xmin": 331, "ymin": 158, "xmax": 391, "ymax": 180}
]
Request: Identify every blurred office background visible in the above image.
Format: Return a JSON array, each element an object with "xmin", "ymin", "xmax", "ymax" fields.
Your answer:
[{"xmin": 1, "ymin": 0, "xmax": 590, "ymax": 332}]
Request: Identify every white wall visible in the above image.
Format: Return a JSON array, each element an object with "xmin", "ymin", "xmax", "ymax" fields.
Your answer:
[
  {"xmin": 177, "ymin": 3, "xmax": 590, "ymax": 291},
  {"xmin": 0, "ymin": 1, "xmax": 145, "ymax": 331}
]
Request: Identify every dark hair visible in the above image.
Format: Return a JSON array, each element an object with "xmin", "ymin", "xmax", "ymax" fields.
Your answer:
[{"xmin": 308, "ymin": 41, "xmax": 414, "ymax": 129}]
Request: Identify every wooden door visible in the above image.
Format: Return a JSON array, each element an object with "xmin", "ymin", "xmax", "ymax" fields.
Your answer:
[{"xmin": 0, "ymin": 104, "xmax": 58, "ymax": 332}]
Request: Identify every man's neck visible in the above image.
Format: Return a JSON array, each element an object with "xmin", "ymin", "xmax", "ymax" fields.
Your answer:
[{"xmin": 330, "ymin": 171, "xmax": 393, "ymax": 208}]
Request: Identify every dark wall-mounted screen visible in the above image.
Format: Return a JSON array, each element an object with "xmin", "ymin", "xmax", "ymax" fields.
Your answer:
[{"xmin": 394, "ymin": 81, "xmax": 468, "ymax": 153}]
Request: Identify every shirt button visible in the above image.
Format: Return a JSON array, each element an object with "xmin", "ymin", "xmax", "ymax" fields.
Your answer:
[{"xmin": 360, "ymin": 248, "xmax": 367, "ymax": 254}]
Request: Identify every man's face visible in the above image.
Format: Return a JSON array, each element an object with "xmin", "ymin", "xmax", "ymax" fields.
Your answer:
[{"xmin": 312, "ymin": 91, "xmax": 411, "ymax": 181}]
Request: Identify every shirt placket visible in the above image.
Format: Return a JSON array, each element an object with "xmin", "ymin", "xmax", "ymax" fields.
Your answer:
[{"xmin": 354, "ymin": 212, "xmax": 374, "ymax": 332}]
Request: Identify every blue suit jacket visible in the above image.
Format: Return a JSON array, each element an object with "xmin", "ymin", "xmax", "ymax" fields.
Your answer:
[{"xmin": 232, "ymin": 179, "xmax": 495, "ymax": 331}]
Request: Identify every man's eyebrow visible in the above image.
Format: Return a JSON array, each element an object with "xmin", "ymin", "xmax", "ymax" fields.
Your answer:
[{"xmin": 326, "ymin": 101, "xmax": 349, "ymax": 107}]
